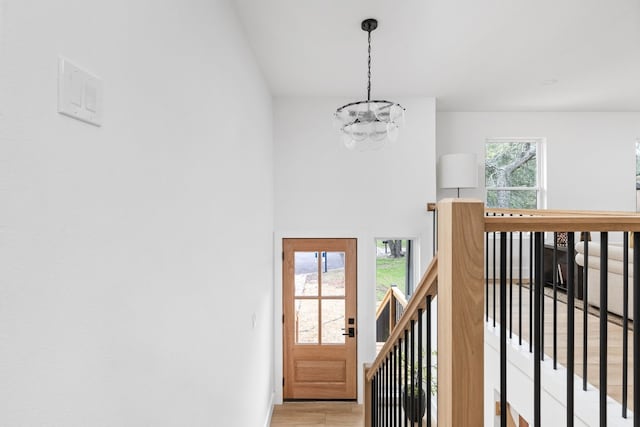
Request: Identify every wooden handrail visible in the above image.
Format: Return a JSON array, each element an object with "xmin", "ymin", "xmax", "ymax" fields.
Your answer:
[
  {"xmin": 374, "ymin": 286, "xmax": 408, "ymax": 320},
  {"xmin": 366, "ymin": 256, "xmax": 438, "ymax": 380},
  {"xmin": 486, "ymin": 207, "xmax": 640, "ymax": 217},
  {"xmin": 485, "ymin": 215, "xmax": 640, "ymax": 232},
  {"xmin": 428, "ymin": 202, "xmax": 640, "ymax": 218},
  {"xmin": 390, "ymin": 286, "xmax": 408, "ymax": 307}
]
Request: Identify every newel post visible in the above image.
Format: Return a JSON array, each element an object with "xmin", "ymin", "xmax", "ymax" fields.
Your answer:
[
  {"xmin": 437, "ymin": 199, "xmax": 485, "ymax": 426},
  {"xmin": 363, "ymin": 363, "xmax": 372, "ymax": 427}
]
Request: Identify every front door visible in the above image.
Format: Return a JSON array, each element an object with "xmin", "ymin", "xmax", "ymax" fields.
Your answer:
[{"xmin": 283, "ymin": 238, "xmax": 357, "ymax": 400}]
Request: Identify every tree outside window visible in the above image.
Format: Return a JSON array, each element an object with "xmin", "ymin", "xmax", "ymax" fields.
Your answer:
[{"xmin": 485, "ymin": 139, "xmax": 541, "ymax": 209}]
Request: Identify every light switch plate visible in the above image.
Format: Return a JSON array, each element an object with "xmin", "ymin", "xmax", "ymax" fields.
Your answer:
[{"xmin": 58, "ymin": 57, "xmax": 103, "ymax": 126}]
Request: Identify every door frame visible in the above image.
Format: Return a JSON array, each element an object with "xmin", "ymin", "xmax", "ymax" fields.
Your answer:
[
  {"xmin": 282, "ymin": 238, "xmax": 358, "ymax": 400},
  {"xmin": 274, "ymin": 233, "xmax": 368, "ymax": 405}
]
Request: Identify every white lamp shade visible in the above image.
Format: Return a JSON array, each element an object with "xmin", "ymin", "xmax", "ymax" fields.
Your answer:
[{"xmin": 439, "ymin": 153, "xmax": 478, "ymax": 189}]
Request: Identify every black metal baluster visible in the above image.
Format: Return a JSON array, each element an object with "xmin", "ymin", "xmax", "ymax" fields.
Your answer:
[
  {"xmin": 486, "ymin": 230, "xmax": 490, "ymax": 322},
  {"xmin": 380, "ymin": 374, "xmax": 384, "ymax": 427},
  {"xmin": 398, "ymin": 343, "xmax": 402, "ymax": 427},
  {"xmin": 599, "ymin": 232, "xmax": 608, "ymax": 426},
  {"xmin": 519, "ymin": 231, "xmax": 523, "ymax": 346},
  {"xmin": 534, "ymin": 232, "xmax": 542, "ymax": 427},
  {"xmin": 388, "ymin": 354, "xmax": 392, "ymax": 427},
  {"xmin": 583, "ymin": 236, "xmax": 589, "ymax": 391},
  {"xmin": 381, "ymin": 370, "xmax": 384, "ymax": 427},
  {"xmin": 378, "ymin": 364, "xmax": 384, "ymax": 427},
  {"xmin": 378, "ymin": 364, "xmax": 381, "ymax": 427},
  {"xmin": 494, "ymin": 217, "xmax": 497, "ymax": 327},
  {"xmin": 398, "ymin": 344, "xmax": 402, "ymax": 427},
  {"xmin": 388, "ymin": 355, "xmax": 392, "ymax": 427},
  {"xmin": 553, "ymin": 234, "xmax": 558, "ymax": 369},
  {"xmin": 567, "ymin": 232, "xmax": 575, "ymax": 427},
  {"xmin": 384, "ymin": 356, "xmax": 391, "ymax": 427},
  {"xmin": 396, "ymin": 340, "xmax": 401, "ymax": 427},
  {"xmin": 418, "ymin": 309, "xmax": 423, "ymax": 427},
  {"xmin": 383, "ymin": 357, "xmax": 386, "ymax": 427},
  {"xmin": 623, "ymin": 233, "xmax": 629, "ymax": 418},
  {"xmin": 384, "ymin": 355, "xmax": 391, "ymax": 427},
  {"xmin": 500, "ymin": 232, "xmax": 508, "ymax": 427},
  {"xmin": 404, "ymin": 329, "xmax": 409, "ymax": 427},
  {"xmin": 426, "ymin": 296, "xmax": 432, "ymax": 427},
  {"xmin": 633, "ymin": 232, "xmax": 640, "ymax": 427},
  {"xmin": 391, "ymin": 345, "xmax": 395, "ymax": 427},
  {"xmin": 510, "ymin": 229, "xmax": 514, "ymax": 339},
  {"xmin": 372, "ymin": 374, "xmax": 376, "ymax": 427},
  {"xmin": 410, "ymin": 320, "xmax": 415, "ymax": 426},
  {"xmin": 541, "ymin": 234, "xmax": 545, "ymax": 362},
  {"xmin": 378, "ymin": 365, "xmax": 382, "ymax": 426},
  {"xmin": 530, "ymin": 231, "xmax": 534, "ymax": 353}
]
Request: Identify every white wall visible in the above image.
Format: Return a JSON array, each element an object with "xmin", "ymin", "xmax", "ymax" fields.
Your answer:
[
  {"xmin": 273, "ymin": 96, "xmax": 437, "ymax": 403},
  {"xmin": 0, "ymin": 1, "xmax": 274, "ymax": 426},
  {"xmin": 437, "ymin": 112, "xmax": 640, "ymax": 211}
]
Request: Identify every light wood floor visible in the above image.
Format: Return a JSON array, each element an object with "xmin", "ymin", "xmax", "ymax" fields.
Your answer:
[{"xmin": 269, "ymin": 402, "xmax": 364, "ymax": 427}]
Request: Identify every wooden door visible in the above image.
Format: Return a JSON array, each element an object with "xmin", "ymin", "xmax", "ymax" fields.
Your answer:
[{"xmin": 283, "ymin": 238, "xmax": 357, "ymax": 400}]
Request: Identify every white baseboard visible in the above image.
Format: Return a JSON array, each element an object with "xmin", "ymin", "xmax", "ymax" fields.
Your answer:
[{"xmin": 263, "ymin": 392, "xmax": 275, "ymax": 427}]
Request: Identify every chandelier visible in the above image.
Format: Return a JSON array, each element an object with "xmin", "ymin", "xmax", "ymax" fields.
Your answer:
[{"xmin": 334, "ymin": 18, "xmax": 405, "ymax": 151}]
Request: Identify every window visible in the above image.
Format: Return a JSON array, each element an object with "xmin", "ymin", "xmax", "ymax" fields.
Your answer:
[
  {"xmin": 375, "ymin": 239, "xmax": 415, "ymax": 342},
  {"xmin": 375, "ymin": 239, "xmax": 414, "ymax": 299},
  {"xmin": 485, "ymin": 138, "xmax": 544, "ymax": 209}
]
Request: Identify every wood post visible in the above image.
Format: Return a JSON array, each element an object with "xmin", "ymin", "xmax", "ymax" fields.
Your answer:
[
  {"xmin": 363, "ymin": 363, "xmax": 372, "ymax": 427},
  {"xmin": 390, "ymin": 292, "xmax": 397, "ymax": 331},
  {"xmin": 437, "ymin": 199, "xmax": 485, "ymax": 426}
]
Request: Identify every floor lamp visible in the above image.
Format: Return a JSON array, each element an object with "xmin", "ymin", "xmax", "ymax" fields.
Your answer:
[{"xmin": 438, "ymin": 153, "xmax": 478, "ymax": 197}]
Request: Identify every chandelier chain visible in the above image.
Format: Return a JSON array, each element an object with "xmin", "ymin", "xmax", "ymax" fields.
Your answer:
[{"xmin": 367, "ymin": 29, "xmax": 371, "ymax": 101}]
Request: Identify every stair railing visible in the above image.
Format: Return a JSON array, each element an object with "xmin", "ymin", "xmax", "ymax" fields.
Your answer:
[
  {"xmin": 375, "ymin": 285, "xmax": 408, "ymax": 342},
  {"xmin": 365, "ymin": 199, "xmax": 485, "ymax": 426},
  {"xmin": 365, "ymin": 199, "xmax": 640, "ymax": 427}
]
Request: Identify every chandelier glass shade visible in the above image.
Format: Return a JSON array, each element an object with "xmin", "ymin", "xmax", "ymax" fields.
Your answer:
[{"xmin": 334, "ymin": 19, "xmax": 405, "ymax": 151}]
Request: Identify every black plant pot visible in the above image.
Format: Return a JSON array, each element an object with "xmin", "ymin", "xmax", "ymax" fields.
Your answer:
[{"xmin": 402, "ymin": 387, "xmax": 427, "ymax": 423}]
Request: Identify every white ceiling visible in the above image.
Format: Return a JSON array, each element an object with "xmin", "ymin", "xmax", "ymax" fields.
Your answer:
[{"xmin": 232, "ymin": 0, "xmax": 640, "ymax": 111}]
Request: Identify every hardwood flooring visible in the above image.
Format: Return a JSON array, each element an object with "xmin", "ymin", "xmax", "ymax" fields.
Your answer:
[{"xmin": 269, "ymin": 402, "xmax": 363, "ymax": 427}]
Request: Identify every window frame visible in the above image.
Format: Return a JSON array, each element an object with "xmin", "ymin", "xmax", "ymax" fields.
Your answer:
[{"xmin": 485, "ymin": 137, "xmax": 546, "ymax": 209}]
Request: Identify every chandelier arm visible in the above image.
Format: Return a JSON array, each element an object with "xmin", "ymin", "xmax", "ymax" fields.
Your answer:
[{"xmin": 336, "ymin": 99, "xmax": 404, "ymax": 111}]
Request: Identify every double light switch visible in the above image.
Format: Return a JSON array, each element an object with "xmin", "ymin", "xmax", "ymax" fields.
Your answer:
[{"xmin": 58, "ymin": 57, "xmax": 103, "ymax": 126}]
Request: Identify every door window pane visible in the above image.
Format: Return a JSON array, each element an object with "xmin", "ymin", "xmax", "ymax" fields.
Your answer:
[
  {"xmin": 321, "ymin": 251, "xmax": 346, "ymax": 296},
  {"xmin": 295, "ymin": 299, "xmax": 318, "ymax": 344},
  {"xmin": 295, "ymin": 252, "xmax": 318, "ymax": 296},
  {"xmin": 321, "ymin": 300, "xmax": 345, "ymax": 344}
]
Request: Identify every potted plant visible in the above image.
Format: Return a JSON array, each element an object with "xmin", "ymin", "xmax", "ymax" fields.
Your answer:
[
  {"xmin": 400, "ymin": 350, "xmax": 437, "ymax": 423},
  {"xmin": 402, "ymin": 381, "xmax": 427, "ymax": 423}
]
